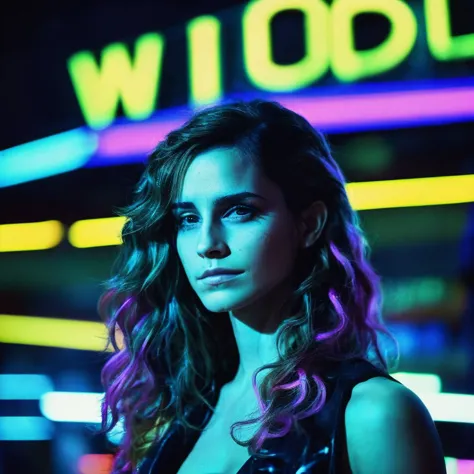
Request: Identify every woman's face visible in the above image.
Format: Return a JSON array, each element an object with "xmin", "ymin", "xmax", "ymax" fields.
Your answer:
[{"xmin": 173, "ymin": 146, "xmax": 301, "ymax": 323}]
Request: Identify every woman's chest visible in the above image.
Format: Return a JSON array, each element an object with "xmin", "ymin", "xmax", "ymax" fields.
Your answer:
[
  {"xmin": 176, "ymin": 425, "xmax": 252, "ymax": 474},
  {"xmin": 177, "ymin": 389, "xmax": 260, "ymax": 474}
]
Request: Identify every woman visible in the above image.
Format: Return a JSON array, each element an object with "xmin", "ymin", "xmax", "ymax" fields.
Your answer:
[{"xmin": 99, "ymin": 100, "xmax": 446, "ymax": 473}]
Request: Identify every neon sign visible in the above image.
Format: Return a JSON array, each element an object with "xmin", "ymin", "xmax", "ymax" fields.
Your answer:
[{"xmin": 67, "ymin": 0, "xmax": 474, "ymax": 129}]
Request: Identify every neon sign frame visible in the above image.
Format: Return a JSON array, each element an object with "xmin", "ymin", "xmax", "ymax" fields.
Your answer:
[{"xmin": 66, "ymin": 0, "xmax": 474, "ymax": 129}]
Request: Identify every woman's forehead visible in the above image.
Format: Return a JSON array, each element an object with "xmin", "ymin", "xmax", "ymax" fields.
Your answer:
[{"xmin": 179, "ymin": 148, "xmax": 267, "ymax": 198}]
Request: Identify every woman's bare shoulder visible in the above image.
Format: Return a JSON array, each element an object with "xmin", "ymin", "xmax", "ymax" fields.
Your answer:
[{"xmin": 343, "ymin": 376, "xmax": 446, "ymax": 474}]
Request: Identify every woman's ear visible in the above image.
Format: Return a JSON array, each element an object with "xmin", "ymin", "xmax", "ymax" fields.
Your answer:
[{"xmin": 298, "ymin": 201, "xmax": 328, "ymax": 249}]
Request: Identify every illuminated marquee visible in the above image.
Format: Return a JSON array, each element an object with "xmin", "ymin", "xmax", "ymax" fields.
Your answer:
[{"xmin": 67, "ymin": 0, "xmax": 474, "ymax": 129}]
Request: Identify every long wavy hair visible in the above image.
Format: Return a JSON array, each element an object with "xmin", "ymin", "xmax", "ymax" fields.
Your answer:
[{"xmin": 98, "ymin": 100, "xmax": 399, "ymax": 473}]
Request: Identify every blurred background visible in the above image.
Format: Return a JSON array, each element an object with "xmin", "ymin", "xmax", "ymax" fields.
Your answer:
[{"xmin": 0, "ymin": 0, "xmax": 473, "ymax": 472}]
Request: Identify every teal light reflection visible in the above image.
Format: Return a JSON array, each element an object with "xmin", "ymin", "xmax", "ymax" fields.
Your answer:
[{"xmin": 0, "ymin": 129, "xmax": 97, "ymax": 187}]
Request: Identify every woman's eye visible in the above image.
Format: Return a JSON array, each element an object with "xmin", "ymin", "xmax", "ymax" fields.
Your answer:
[{"xmin": 176, "ymin": 205, "xmax": 258, "ymax": 227}]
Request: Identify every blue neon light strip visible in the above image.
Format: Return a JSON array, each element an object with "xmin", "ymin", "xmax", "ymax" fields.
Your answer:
[
  {"xmin": 0, "ymin": 374, "xmax": 54, "ymax": 399},
  {"xmin": 0, "ymin": 129, "xmax": 98, "ymax": 188},
  {"xmin": 0, "ymin": 416, "xmax": 53, "ymax": 441},
  {"xmin": 0, "ymin": 78, "xmax": 472, "ymax": 188}
]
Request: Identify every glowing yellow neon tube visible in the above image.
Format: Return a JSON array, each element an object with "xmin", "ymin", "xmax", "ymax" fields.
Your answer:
[
  {"xmin": 68, "ymin": 174, "xmax": 474, "ymax": 248},
  {"xmin": 0, "ymin": 314, "xmax": 112, "ymax": 352},
  {"xmin": 68, "ymin": 216, "xmax": 126, "ymax": 248},
  {"xmin": 2, "ymin": 175, "xmax": 473, "ymax": 251},
  {"xmin": 0, "ymin": 313, "xmax": 448, "ymax": 398},
  {"xmin": 0, "ymin": 220, "xmax": 64, "ymax": 252},
  {"xmin": 346, "ymin": 174, "xmax": 474, "ymax": 211},
  {"xmin": 187, "ymin": 15, "xmax": 223, "ymax": 106}
]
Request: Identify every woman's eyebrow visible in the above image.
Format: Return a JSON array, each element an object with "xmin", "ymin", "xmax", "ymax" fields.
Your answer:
[{"xmin": 171, "ymin": 191, "xmax": 266, "ymax": 211}]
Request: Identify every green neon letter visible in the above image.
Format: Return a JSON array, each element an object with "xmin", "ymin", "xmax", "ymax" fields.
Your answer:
[
  {"xmin": 425, "ymin": 0, "xmax": 474, "ymax": 61},
  {"xmin": 67, "ymin": 32, "xmax": 165, "ymax": 129},
  {"xmin": 187, "ymin": 15, "xmax": 223, "ymax": 107},
  {"xmin": 331, "ymin": 0, "xmax": 417, "ymax": 82},
  {"xmin": 242, "ymin": 0, "xmax": 330, "ymax": 91}
]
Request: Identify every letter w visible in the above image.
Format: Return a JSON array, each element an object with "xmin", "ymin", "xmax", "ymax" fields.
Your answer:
[{"xmin": 67, "ymin": 33, "xmax": 164, "ymax": 129}]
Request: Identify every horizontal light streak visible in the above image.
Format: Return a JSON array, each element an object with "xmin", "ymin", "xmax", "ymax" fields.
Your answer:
[
  {"xmin": 0, "ymin": 416, "xmax": 53, "ymax": 441},
  {"xmin": 95, "ymin": 81, "xmax": 474, "ymax": 159},
  {"xmin": 0, "ymin": 220, "xmax": 64, "ymax": 252},
  {"xmin": 446, "ymin": 458, "xmax": 474, "ymax": 474},
  {"xmin": 96, "ymin": 116, "xmax": 187, "ymax": 158},
  {"xmin": 346, "ymin": 174, "xmax": 474, "ymax": 211},
  {"xmin": 0, "ymin": 374, "xmax": 54, "ymax": 400},
  {"xmin": 417, "ymin": 393, "xmax": 474, "ymax": 424},
  {"xmin": 390, "ymin": 372, "xmax": 442, "ymax": 393},
  {"xmin": 274, "ymin": 84, "xmax": 474, "ymax": 133},
  {"xmin": 78, "ymin": 454, "xmax": 114, "ymax": 474},
  {"xmin": 0, "ymin": 128, "xmax": 98, "ymax": 188},
  {"xmin": 0, "ymin": 312, "xmax": 453, "ymax": 357},
  {"xmin": 39, "ymin": 384, "xmax": 474, "ymax": 425},
  {"xmin": 0, "ymin": 313, "xmax": 442, "ymax": 356},
  {"xmin": 0, "ymin": 174, "xmax": 472, "ymax": 252},
  {"xmin": 1, "ymin": 79, "xmax": 472, "ymax": 188},
  {"xmin": 69, "ymin": 217, "xmax": 126, "ymax": 248},
  {"xmin": 67, "ymin": 175, "xmax": 474, "ymax": 248},
  {"xmin": 0, "ymin": 314, "xmax": 111, "ymax": 352},
  {"xmin": 40, "ymin": 392, "xmax": 103, "ymax": 423}
]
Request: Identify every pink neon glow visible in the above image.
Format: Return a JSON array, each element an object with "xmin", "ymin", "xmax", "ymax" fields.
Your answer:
[
  {"xmin": 457, "ymin": 459, "xmax": 474, "ymax": 474},
  {"xmin": 98, "ymin": 86, "xmax": 474, "ymax": 158},
  {"xmin": 276, "ymin": 87, "xmax": 474, "ymax": 126},
  {"xmin": 98, "ymin": 119, "xmax": 188, "ymax": 157}
]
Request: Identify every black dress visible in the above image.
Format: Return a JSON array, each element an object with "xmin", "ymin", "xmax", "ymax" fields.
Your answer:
[{"xmin": 138, "ymin": 357, "xmax": 402, "ymax": 474}]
